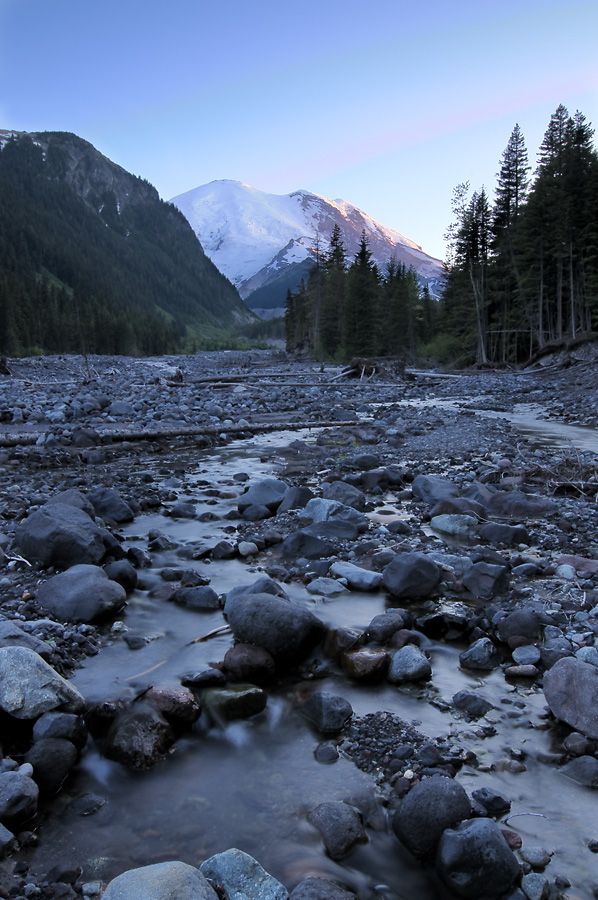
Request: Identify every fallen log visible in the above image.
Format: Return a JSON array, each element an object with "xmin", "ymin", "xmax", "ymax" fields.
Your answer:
[{"xmin": 0, "ymin": 418, "xmax": 372, "ymax": 449}]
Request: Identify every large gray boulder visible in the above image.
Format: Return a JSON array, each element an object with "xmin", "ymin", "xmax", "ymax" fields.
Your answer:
[
  {"xmin": 301, "ymin": 498, "xmax": 367, "ymax": 533},
  {"xmin": 387, "ymin": 645, "xmax": 432, "ymax": 683},
  {"xmin": 544, "ymin": 657, "xmax": 598, "ymax": 739},
  {"xmin": 435, "ymin": 817, "xmax": 520, "ymax": 899},
  {"xmin": 321, "ymin": 481, "xmax": 365, "ymax": 511},
  {"xmin": 392, "ymin": 776, "xmax": 471, "ymax": 858},
  {"xmin": 300, "ymin": 692, "xmax": 353, "ymax": 734},
  {"xmin": 200, "ymin": 848, "xmax": 288, "ymax": 900},
  {"xmin": 412, "ymin": 475, "xmax": 459, "ymax": 505},
  {"xmin": 0, "ymin": 647, "xmax": 85, "ymax": 719},
  {"xmin": 329, "ymin": 561, "xmax": 382, "ymax": 591},
  {"xmin": 225, "ymin": 593, "xmax": 325, "ymax": 666},
  {"xmin": 103, "ymin": 702, "xmax": 175, "ymax": 769},
  {"xmin": 14, "ymin": 502, "xmax": 105, "ymax": 569},
  {"xmin": 382, "ymin": 553, "xmax": 441, "ymax": 600},
  {"xmin": 35, "ymin": 564, "xmax": 126, "ymax": 623},
  {"xmin": 102, "ymin": 861, "xmax": 218, "ymax": 900}
]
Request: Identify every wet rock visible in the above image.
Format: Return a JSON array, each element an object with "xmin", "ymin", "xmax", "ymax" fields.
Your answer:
[
  {"xmin": 302, "ymin": 498, "xmax": 368, "ymax": 533},
  {"xmin": 45, "ymin": 489, "xmax": 95, "ymax": 518},
  {"xmin": 561, "ymin": 755, "xmax": 598, "ymax": 787},
  {"xmin": 518, "ymin": 846, "xmax": 551, "ymax": 869},
  {"xmin": 341, "ymin": 648, "xmax": 388, "ymax": 681},
  {"xmin": 223, "ymin": 643, "xmax": 276, "ymax": 685},
  {"xmin": 496, "ymin": 609, "xmax": 542, "ymax": 645},
  {"xmin": 277, "ymin": 486, "xmax": 315, "ymax": 513},
  {"xmin": 238, "ymin": 479, "xmax": 289, "ymax": 515},
  {"xmin": 381, "ymin": 552, "xmax": 441, "ymax": 600},
  {"xmin": 313, "ymin": 742, "xmax": 340, "ymax": 763},
  {"xmin": 308, "ymin": 801, "xmax": 367, "ymax": 859},
  {"xmin": 306, "ymin": 577, "xmax": 348, "ymax": 597},
  {"xmin": 87, "ymin": 486, "xmax": 135, "ymax": 523},
  {"xmin": 101, "ymin": 861, "xmax": 218, "ymax": 900},
  {"xmin": 512, "ymin": 645, "xmax": 541, "ymax": 666},
  {"xmin": 452, "ymin": 691, "xmax": 494, "ymax": 719},
  {"xmin": 329, "ymin": 561, "xmax": 382, "ymax": 591},
  {"xmin": 14, "ymin": 502, "xmax": 105, "ymax": 568},
  {"xmin": 103, "ymin": 559, "xmax": 138, "ymax": 592},
  {"xmin": 429, "ymin": 497, "xmax": 486, "ymax": 518},
  {"xmin": 366, "ymin": 610, "xmax": 406, "ymax": 642},
  {"xmin": 35, "ymin": 564, "xmax": 126, "ymax": 623},
  {"xmin": 290, "ymin": 877, "xmax": 356, "ymax": 900},
  {"xmin": 303, "ymin": 520, "xmax": 359, "ymax": 541},
  {"xmin": 172, "ymin": 586, "xmax": 221, "ymax": 611},
  {"xmin": 200, "ymin": 848, "xmax": 288, "ymax": 900},
  {"xmin": 0, "ymin": 822, "xmax": 16, "ymax": 857},
  {"xmin": 211, "ymin": 540, "xmax": 237, "ymax": 560},
  {"xmin": 471, "ymin": 787, "xmax": 511, "ymax": 817},
  {"xmin": 387, "ymin": 645, "xmax": 431, "ymax": 683},
  {"xmin": 33, "ymin": 711, "xmax": 88, "ymax": 748},
  {"xmin": 224, "ymin": 592, "xmax": 325, "ymax": 666},
  {"xmin": 459, "ymin": 638, "xmax": 501, "ymax": 671},
  {"xmin": 436, "ymin": 817, "xmax": 520, "ymax": 899},
  {"xmin": 0, "ymin": 646, "xmax": 86, "ymax": 719},
  {"xmin": 202, "ymin": 684, "xmax": 267, "ymax": 721},
  {"xmin": 462, "ymin": 483, "xmax": 555, "ymax": 517},
  {"xmin": 462, "ymin": 561, "xmax": 510, "ymax": 600},
  {"xmin": 392, "ymin": 776, "xmax": 471, "ymax": 858},
  {"xmin": 280, "ymin": 531, "xmax": 335, "ymax": 560},
  {"xmin": 0, "ymin": 771, "xmax": 39, "ymax": 828},
  {"xmin": 544, "ymin": 657, "xmax": 598, "ymax": 738},
  {"xmin": 431, "ymin": 514, "xmax": 478, "ymax": 538},
  {"xmin": 0, "ymin": 620, "xmax": 52, "ymax": 659},
  {"xmin": 520, "ymin": 872, "xmax": 549, "ymax": 900},
  {"xmin": 412, "ymin": 475, "xmax": 459, "ymax": 505},
  {"xmin": 24, "ymin": 737, "xmax": 78, "ymax": 793},
  {"xmin": 103, "ymin": 702, "xmax": 175, "ymax": 769},
  {"xmin": 321, "ymin": 481, "xmax": 365, "ymax": 511},
  {"xmin": 143, "ymin": 687, "xmax": 201, "ymax": 726},
  {"xmin": 479, "ymin": 523, "xmax": 531, "ymax": 546},
  {"xmin": 300, "ymin": 692, "xmax": 353, "ymax": 734}
]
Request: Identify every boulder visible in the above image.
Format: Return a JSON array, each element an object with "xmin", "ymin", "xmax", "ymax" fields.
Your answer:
[
  {"xmin": 462, "ymin": 562, "xmax": 509, "ymax": 600},
  {"xmin": 300, "ymin": 692, "xmax": 353, "ymax": 734},
  {"xmin": 0, "ymin": 647, "xmax": 86, "ymax": 719},
  {"xmin": 301, "ymin": 498, "xmax": 367, "ymax": 533},
  {"xmin": 280, "ymin": 531, "xmax": 335, "ymax": 560},
  {"xmin": 308, "ymin": 801, "xmax": 367, "ymax": 859},
  {"xmin": 35, "ymin": 564, "xmax": 126, "ymax": 624},
  {"xmin": 496, "ymin": 609, "xmax": 542, "ymax": 644},
  {"xmin": 382, "ymin": 553, "xmax": 441, "ymax": 600},
  {"xmin": 366, "ymin": 610, "xmax": 406, "ymax": 643},
  {"xmin": 412, "ymin": 475, "xmax": 459, "ymax": 505},
  {"xmin": 32, "ymin": 711, "xmax": 88, "ymax": 748},
  {"xmin": 341, "ymin": 648, "xmax": 388, "ymax": 681},
  {"xmin": 103, "ymin": 702, "xmax": 175, "ymax": 769},
  {"xmin": 290, "ymin": 878, "xmax": 356, "ymax": 900},
  {"xmin": 462, "ymin": 483, "xmax": 555, "ymax": 518},
  {"xmin": 103, "ymin": 559, "xmax": 139, "ymax": 592},
  {"xmin": 479, "ymin": 523, "xmax": 530, "ymax": 547},
  {"xmin": 202, "ymin": 685, "xmax": 267, "ymax": 721},
  {"xmin": 543, "ymin": 657, "xmax": 598, "ymax": 738},
  {"xmin": 14, "ymin": 502, "xmax": 105, "ymax": 569},
  {"xmin": 392, "ymin": 776, "xmax": 471, "ymax": 858},
  {"xmin": 321, "ymin": 481, "xmax": 365, "ymax": 511},
  {"xmin": 329, "ymin": 561, "xmax": 382, "ymax": 591},
  {"xmin": 561, "ymin": 756, "xmax": 598, "ymax": 787},
  {"xmin": 0, "ymin": 771, "xmax": 39, "ymax": 827},
  {"xmin": 388, "ymin": 645, "xmax": 432, "ymax": 683},
  {"xmin": 277, "ymin": 486, "xmax": 315, "ymax": 513},
  {"xmin": 459, "ymin": 638, "xmax": 501, "ymax": 671},
  {"xmin": 0, "ymin": 620, "xmax": 52, "ymax": 659},
  {"xmin": 200, "ymin": 848, "xmax": 288, "ymax": 900},
  {"xmin": 87, "ymin": 486, "xmax": 135, "ymax": 523},
  {"xmin": 435, "ymin": 817, "xmax": 520, "ymax": 899},
  {"xmin": 238, "ymin": 479, "xmax": 289, "ymax": 515},
  {"xmin": 225, "ymin": 592, "xmax": 325, "ymax": 665},
  {"xmin": 24, "ymin": 737, "xmax": 78, "ymax": 793},
  {"xmin": 223, "ymin": 644, "xmax": 276, "ymax": 685},
  {"xmin": 172, "ymin": 586, "xmax": 221, "ymax": 611},
  {"xmin": 102, "ymin": 861, "xmax": 218, "ymax": 900}
]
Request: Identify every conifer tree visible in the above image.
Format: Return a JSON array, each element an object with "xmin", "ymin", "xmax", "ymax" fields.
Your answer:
[{"xmin": 343, "ymin": 231, "xmax": 380, "ymax": 357}]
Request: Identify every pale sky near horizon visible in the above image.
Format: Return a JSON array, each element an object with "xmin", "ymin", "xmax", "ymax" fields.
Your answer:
[{"xmin": 1, "ymin": 0, "xmax": 597, "ymax": 262}]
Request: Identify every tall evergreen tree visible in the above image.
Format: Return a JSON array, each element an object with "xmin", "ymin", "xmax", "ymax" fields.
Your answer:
[{"xmin": 343, "ymin": 232, "xmax": 380, "ymax": 357}]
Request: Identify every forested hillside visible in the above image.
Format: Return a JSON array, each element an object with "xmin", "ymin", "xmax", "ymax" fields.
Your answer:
[
  {"xmin": 441, "ymin": 105, "xmax": 598, "ymax": 365},
  {"xmin": 286, "ymin": 105, "xmax": 598, "ymax": 367},
  {"xmin": 0, "ymin": 131, "xmax": 251, "ymax": 356}
]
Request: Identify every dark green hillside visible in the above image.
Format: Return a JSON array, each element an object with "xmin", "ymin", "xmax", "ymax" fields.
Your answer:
[{"xmin": 0, "ymin": 131, "xmax": 252, "ymax": 355}]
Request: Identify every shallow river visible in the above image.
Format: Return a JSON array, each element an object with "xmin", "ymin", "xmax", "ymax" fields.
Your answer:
[{"xmin": 25, "ymin": 410, "xmax": 598, "ymax": 899}]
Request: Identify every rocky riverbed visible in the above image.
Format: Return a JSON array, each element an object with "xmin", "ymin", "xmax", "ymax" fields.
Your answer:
[{"xmin": 1, "ymin": 349, "xmax": 598, "ymax": 900}]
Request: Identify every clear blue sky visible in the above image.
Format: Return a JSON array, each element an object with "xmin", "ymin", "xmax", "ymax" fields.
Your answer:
[{"xmin": 1, "ymin": 0, "xmax": 597, "ymax": 261}]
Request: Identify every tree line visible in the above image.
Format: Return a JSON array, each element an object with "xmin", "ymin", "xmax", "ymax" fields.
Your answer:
[
  {"xmin": 440, "ymin": 104, "xmax": 598, "ymax": 365},
  {"xmin": 284, "ymin": 225, "xmax": 436, "ymax": 360}
]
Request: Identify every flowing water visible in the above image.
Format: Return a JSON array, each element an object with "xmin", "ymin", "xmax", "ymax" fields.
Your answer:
[{"xmin": 24, "ymin": 409, "xmax": 598, "ymax": 898}]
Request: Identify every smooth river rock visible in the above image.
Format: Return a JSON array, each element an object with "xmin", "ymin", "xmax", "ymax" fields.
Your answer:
[
  {"xmin": 0, "ymin": 647, "xmax": 86, "ymax": 719},
  {"xmin": 200, "ymin": 848, "xmax": 288, "ymax": 900},
  {"xmin": 543, "ymin": 656, "xmax": 598, "ymax": 739},
  {"xmin": 35, "ymin": 564, "xmax": 126, "ymax": 623},
  {"xmin": 102, "ymin": 861, "xmax": 218, "ymax": 900}
]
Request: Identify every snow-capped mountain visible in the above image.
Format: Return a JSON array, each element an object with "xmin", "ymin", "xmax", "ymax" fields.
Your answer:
[{"xmin": 171, "ymin": 180, "xmax": 445, "ymax": 316}]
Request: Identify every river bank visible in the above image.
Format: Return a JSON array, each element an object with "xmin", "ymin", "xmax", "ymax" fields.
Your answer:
[{"xmin": 1, "ymin": 350, "xmax": 598, "ymax": 900}]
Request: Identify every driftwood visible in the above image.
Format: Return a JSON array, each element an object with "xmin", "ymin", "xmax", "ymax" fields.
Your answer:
[
  {"xmin": 0, "ymin": 418, "xmax": 371, "ymax": 449},
  {"xmin": 336, "ymin": 357, "xmax": 406, "ymax": 380},
  {"xmin": 0, "ymin": 357, "xmax": 11, "ymax": 376}
]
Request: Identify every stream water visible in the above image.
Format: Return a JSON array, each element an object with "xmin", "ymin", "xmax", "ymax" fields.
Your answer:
[{"xmin": 24, "ymin": 409, "xmax": 598, "ymax": 898}]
